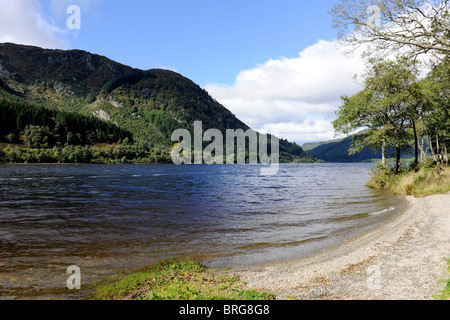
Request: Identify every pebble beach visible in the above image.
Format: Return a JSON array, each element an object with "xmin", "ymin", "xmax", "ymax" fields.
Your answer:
[{"xmin": 229, "ymin": 193, "xmax": 450, "ymax": 300}]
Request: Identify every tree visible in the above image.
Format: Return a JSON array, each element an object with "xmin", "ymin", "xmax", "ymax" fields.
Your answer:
[
  {"xmin": 333, "ymin": 56, "xmax": 420, "ymax": 173},
  {"xmin": 24, "ymin": 125, "xmax": 51, "ymax": 148},
  {"xmin": 6, "ymin": 133, "xmax": 15, "ymax": 143},
  {"xmin": 330, "ymin": 0, "xmax": 450, "ymax": 58},
  {"xmin": 418, "ymin": 57, "xmax": 450, "ymax": 163},
  {"xmin": 333, "ymin": 89, "xmax": 390, "ymax": 167}
]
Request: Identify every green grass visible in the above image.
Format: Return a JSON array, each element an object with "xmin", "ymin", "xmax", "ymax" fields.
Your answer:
[
  {"xmin": 367, "ymin": 163, "xmax": 450, "ymax": 197},
  {"xmin": 392, "ymin": 165, "xmax": 450, "ymax": 197},
  {"xmin": 89, "ymin": 259, "xmax": 276, "ymax": 300},
  {"xmin": 434, "ymin": 258, "xmax": 450, "ymax": 300}
]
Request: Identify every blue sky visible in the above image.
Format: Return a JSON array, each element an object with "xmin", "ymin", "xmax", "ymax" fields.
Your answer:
[
  {"xmin": 40, "ymin": 0, "xmax": 338, "ymax": 87},
  {"xmin": 0, "ymin": 0, "xmax": 366, "ymax": 144}
]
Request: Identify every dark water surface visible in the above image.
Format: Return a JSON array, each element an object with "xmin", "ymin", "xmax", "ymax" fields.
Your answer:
[{"xmin": 0, "ymin": 163, "xmax": 403, "ymax": 298}]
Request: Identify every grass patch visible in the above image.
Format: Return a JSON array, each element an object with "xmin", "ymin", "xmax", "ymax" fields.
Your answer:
[
  {"xmin": 392, "ymin": 166, "xmax": 450, "ymax": 197},
  {"xmin": 434, "ymin": 258, "xmax": 450, "ymax": 300},
  {"xmin": 367, "ymin": 163, "xmax": 450, "ymax": 197},
  {"xmin": 89, "ymin": 259, "xmax": 276, "ymax": 301}
]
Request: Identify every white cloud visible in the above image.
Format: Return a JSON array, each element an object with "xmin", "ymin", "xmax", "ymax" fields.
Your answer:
[
  {"xmin": 48, "ymin": 0, "xmax": 102, "ymax": 22},
  {"xmin": 260, "ymin": 119, "xmax": 337, "ymax": 145},
  {"xmin": 0, "ymin": 0, "xmax": 68, "ymax": 49},
  {"xmin": 205, "ymin": 39, "xmax": 367, "ymax": 145}
]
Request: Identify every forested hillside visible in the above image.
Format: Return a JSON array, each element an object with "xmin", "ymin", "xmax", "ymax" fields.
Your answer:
[{"xmin": 0, "ymin": 43, "xmax": 313, "ymax": 164}]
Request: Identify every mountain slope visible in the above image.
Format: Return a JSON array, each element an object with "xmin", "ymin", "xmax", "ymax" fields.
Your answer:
[
  {"xmin": 302, "ymin": 135, "xmax": 384, "ymax": 163},
  {"xmin": 0, "ymin": 42, "xmax": 312, "ymax": 163},
  {"xmin": 302, "ymin": 133, "xmax": 417, "ymax": 163}
]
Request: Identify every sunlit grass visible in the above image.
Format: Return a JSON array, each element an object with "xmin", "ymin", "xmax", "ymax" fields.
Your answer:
[
  {"xmin": 392, "ymin": 166, "xmax": 450, "ymax": 197},
  {"xmin": 434, "ymin": 258, "xmax": 450, "ymax": 300},
  {"xmin": 89, "ymin": 259, "xmax": 276, "ymax": 301},
  {"xmin": 367, "ymin": 162, "xmax": 450, "ymax": 197}
]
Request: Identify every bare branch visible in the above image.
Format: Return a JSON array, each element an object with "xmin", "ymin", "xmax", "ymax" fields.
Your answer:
[{"xmin": 331, "ymin": 0, "xmax": 450, "ymax": 59}]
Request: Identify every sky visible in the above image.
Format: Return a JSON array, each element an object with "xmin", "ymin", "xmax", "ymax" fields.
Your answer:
[{"xmin": 0, "ymin": 0, "xmax": 368, "ymax": 145}]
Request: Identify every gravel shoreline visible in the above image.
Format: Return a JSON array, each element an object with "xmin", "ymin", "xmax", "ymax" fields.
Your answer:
[{"xmin": 227, "ymin": 193, "xmax": 450, "ymax": 300}]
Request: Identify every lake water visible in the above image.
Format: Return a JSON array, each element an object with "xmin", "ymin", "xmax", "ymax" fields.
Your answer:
[{"xmin": 0, "ymin": 163, "xmax": 403, "ymax": 298}]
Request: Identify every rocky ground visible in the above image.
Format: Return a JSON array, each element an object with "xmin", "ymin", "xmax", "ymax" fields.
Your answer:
[{"xmin": 228, "ymin": 193, "xmax": 450, "ymax": 300}]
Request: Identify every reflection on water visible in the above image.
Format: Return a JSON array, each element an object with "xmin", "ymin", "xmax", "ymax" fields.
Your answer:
[{"xmin": 0, "ymin": 163, "xmax": 403, "ymax": 298}]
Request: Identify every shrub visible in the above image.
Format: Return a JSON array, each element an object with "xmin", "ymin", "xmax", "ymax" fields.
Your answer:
[{"xmin": 366, "ymin": 163, "xmax": 397, "ymax": 189}]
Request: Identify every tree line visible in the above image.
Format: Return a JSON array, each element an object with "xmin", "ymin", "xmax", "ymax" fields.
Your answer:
[
  {"xmin": 0, "ymin": 99, "xmax": 133, "ymax": 147},
  {"xmin": 0, "ymin": 99, "xmax": 174, "ymax": 164},
  {"xmin": 0, "ymin": 143, "xmax": 172, "ymax": 164},
  {"xmin": 333, "ymin": 56, "xmax": 449, "ymax": 173}
]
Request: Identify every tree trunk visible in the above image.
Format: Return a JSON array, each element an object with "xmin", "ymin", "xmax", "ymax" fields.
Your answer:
[
  {"xmin": 436, "ymin": 135, "xmax": 442, "ymax": 165},
  {"xmin": 418, "ymin": 136, "xmax": 425, "ymax": 163},
  {"xmin": 395, "ymin": 145, "xmax": 401, "ymax": 174},
  {"xmin": 381, "ymin": 139, "xmax": 387, "ymax": 169},
  {"xmin": 442, "ymin": 130, "xmax": 448, "ymax": 165},
  {"xmin": 444, "ymin": 138, "xmax": 448, "ymax": 165},
  {"xmin": 429, "ymin": 135, "xmax": 437, "ymax": 163},
  {"xmin": 412, "ymin": 119, "xmax": 419, "ymax": 166}
]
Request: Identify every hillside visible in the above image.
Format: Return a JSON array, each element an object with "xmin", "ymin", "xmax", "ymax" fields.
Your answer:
[
  {"xmin": 302, "ymin": 135, "xmax": 385, "ymax": 163},
  {"xmin": 302, "ymin": 133, "xmax": 417, "ymax": 163},
  {"xmin": 0, "ymin": 42, "xmax": 312, "ymax": 163}
]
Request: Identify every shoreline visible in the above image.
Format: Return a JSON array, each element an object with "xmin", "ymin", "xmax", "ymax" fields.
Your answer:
[{"xmin": 226, "ymin": 193, "xmax": 450, "ymax": 300}]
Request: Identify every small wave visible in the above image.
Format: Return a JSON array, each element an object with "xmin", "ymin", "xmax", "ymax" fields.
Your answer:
[
  {"xmin": 23, "ymin": 177, "xmax": 61, "ymax": 181},
  {"xmin": 370, "ymin": 206, "xmax": 396, "ymax": 215}
]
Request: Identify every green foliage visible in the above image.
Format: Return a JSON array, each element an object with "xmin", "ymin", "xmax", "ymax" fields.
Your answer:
[
  {"xmin": 418, "ymin": 58, "xmax": 450, "ymax": 162},
  {"xmin": 90, "ymin": 259, "xmax": 276, "ymax": 301},
  {"xmin": 0, "ymin": 99, "xmax": 133, "ymax": 147},
  {"xmin": 334, "ymin": 57, "xmax": 421, "ymax": 172},
  {"xmin": 368, "ymin": 161, "xmax": 450, "ymax": 197},
  {"xmin": 24, "ymin": 125, "xmax": 50, "ymax": 148},
  {"xmin": 144, "ymin": 109, "xmax": 185, "ymax": 142},
  {"xmin": 434, "ymin": 258, "xmax": 450, "ymax": 300},
  {"xmin": 101, "ymin": 71, "xmax": 156, "ymax": 95},
  {"xmin": 366, "ymin": 163, "xmax": 398, "ymax": 189},
  {"xmin": 0, "ymin": 142, "xmax": 172, "ymax": 164},
  {"xmin": 5, "ymin": 133, "xmax": 16, "ymax": 143},
  {"xmin": 333, "ymin": 55, "xmax": 449, "ymax": 170},
  {"xmin": 396, "ymin": 165, "xmax": 450, "ymax": 197}
]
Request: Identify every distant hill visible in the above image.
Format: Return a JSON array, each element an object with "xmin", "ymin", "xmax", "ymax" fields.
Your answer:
[
  {"xmin": 302, "ymin": 132, "xmax": 419, "ymax": 163},
  {"xmin": 303, "ymin": 134, "xmax": 386, "ymax": 163},
  {"xmin": 0, "ymin": 42, "xmax": 313, "ymax": 163}
]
